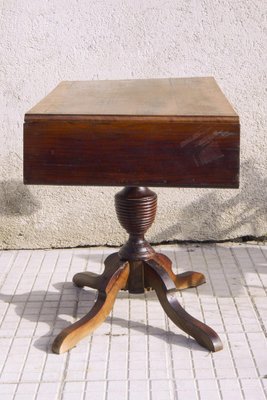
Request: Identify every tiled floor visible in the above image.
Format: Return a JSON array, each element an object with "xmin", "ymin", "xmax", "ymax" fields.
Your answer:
[{"xmin": 0, "ymin": 243, "xmax": 267, "ymax": 400}]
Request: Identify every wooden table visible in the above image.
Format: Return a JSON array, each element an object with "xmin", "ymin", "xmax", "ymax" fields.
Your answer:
[{"xmin": 24, "ymin": 77, "xmax": 240, "ymax": 354}]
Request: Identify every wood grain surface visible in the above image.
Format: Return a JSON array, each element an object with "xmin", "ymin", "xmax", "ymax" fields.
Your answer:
[
  {"xmin": 25, "ymin": 77, "xmax": 238, "ymax": 118},
  {"xmin": 24, "ymin": 77, "xmax": 240, "ymax": 188},
  {"xmin": 51, "ymin": 186, "xmax": 224, "ymax": 353},
  {"xmin": 52, "ymin": 253, "xmax": 129, "ymax": 354},
  {"xmin": 145, "ymin": 258, "xmax": 223, "ymax": 352}
]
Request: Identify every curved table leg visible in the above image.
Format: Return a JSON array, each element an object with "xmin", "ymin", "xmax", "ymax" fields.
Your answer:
[
  {"xmin": 72, "ymin": 253, "xmax": 128, "ymax": 290},
  {"xmin": 153, "ymin": 253, "xmax": 206, "ymax": 290},
  {"xmin": 52, "ymin": 254, "xmax": 129, "ymax": 354},
  {"xmin": 145, "ymin": 258, "xmax": 223, "ymax": 352},
  {"xmin": 73, "ymin": 271, "xmax": 100, "ymax": 289}
]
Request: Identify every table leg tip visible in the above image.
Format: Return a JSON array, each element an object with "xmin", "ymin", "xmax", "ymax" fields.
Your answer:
[
  {"xmin": 196, "ymin": 334, "xmax": 223, "ymax": 352},
  {"xmin": 51, "ymin": 334, "xmax": 69, "ymax": 354}
]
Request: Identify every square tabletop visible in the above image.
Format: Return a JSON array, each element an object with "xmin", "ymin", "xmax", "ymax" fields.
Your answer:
[
  {"xmin": 24, "ymin": 77, "xmax": 240, "ymax": 187},
  {"xmin": 26, "ymin": 77, "xmax": 237, "ymax": 118}
]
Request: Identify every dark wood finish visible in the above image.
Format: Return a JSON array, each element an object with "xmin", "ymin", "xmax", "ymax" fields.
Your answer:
[
  {"xmin": 115, "ymin": 186, "xmax": 157, "ymax": 260},
  {"xmin": 51, "ymin": 186, "xmax": 223, "ymax": 353},
  {"xmin": 24, "ymin": 78, "xmax": 239, "ymax": 188},
  {"xmin": 144, "ymin": 258, "xmax": 222, "ymax": 352},
  {"xmin": 151, "ymin": 252, "xmax": 206, "ymax": 289},
  {"xmin": 127, "ymin": 261, "xmax": 146, "ymax": 294},
  {"xmin": 52, "ymin": 253, "xmax": 129, "ymax": 354},
  {"xmin": 24, "ymin": 119, "xmax": 239, "ymax": 187},
  {"xmin": 65, "ymin": 249, "xmax": 222, "ymax": 353},
  {"xmin": 59, "ymin": 248, "xmax": 221, "ymax": 353},
  {"xmin": 23, "ymin": 78, "xmax": 237, "ymax": 354}
]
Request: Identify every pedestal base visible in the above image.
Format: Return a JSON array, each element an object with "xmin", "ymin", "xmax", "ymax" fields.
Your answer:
[
  {"xmin": 52, "ymin": 251, "xmax": 222, "ymax": 354},
  {"xmin": 52, "ymin": 187, "xmax": 223, "ymax": 354}
]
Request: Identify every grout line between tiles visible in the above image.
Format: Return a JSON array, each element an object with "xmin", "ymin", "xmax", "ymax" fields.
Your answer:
[
  {"xmin": 200, "ymin": 246, "xmax": 231, "ymax": 400},
  {"xmin": 230, "ymin": 246, "xmax": 267, "ymax": 398},
  {"xmin": 0, "ymin": 244, "xmax": 267, "ymax": 400},
  {"xmin": 48, "ymin": 249, "xmax": 74, "ymax": 400},
  {"xmin": 187, "ymin": 246, "xmax": 207, "ymax": 400},
  {"xmin": 0, "ymin": 250, "xmax": 34, "ymax": 369},
  {"xmin": 11, "ymin": 251, "xmax": 48, "ymax": 399}
]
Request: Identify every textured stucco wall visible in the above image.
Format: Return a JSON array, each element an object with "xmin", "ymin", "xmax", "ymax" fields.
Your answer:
[{"xmin": 0, "ymin": 0, "xmax": 267, "ymax": 249}]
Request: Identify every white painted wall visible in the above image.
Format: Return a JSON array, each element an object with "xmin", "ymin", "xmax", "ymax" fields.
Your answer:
[{"xmin": 0, "ymin": 0, "xmax": 266, "ymax": 249}]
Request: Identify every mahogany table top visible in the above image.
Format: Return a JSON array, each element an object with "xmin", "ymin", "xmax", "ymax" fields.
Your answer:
[{"xmin": 24, "ymin": 77, "xmax": 240, "ymax": 188}]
